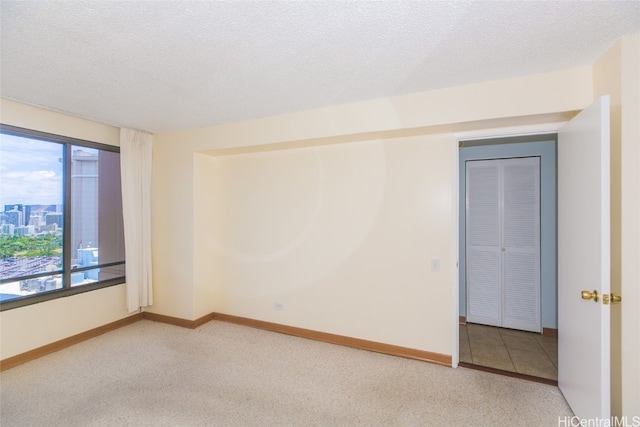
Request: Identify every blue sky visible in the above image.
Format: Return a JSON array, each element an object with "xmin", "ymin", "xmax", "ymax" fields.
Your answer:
[{"xmin": 0, "ymin": 133, "xmax": 64, "ymax": 208}]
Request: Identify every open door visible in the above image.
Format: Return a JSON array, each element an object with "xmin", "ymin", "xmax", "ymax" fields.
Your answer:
[{"xmin": 558, "ymin": 96, "xmax": 610, "ymax": 419}]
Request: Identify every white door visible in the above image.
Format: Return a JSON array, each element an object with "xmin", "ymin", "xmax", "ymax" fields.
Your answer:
[
  {"xmin": 558, "ymin": 95, "xmax": 610, "ymax": 419},
  {"xmin": 466, "ymin": 157, "xmax": 541, "ymax": 332}
]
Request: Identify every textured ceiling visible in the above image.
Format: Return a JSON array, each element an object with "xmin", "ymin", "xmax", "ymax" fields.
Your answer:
[{"xmin": 1, "ymin": 1, "xmax": 639, "ymax": 134}]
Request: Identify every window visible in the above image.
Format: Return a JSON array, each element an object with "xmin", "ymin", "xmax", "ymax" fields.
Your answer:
[{"xmin": 0, "ymin": 125, "xmax": 125, "ymax": 310}]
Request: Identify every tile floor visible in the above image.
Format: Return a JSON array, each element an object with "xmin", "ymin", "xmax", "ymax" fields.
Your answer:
[{"xmin": 459, "ymin": 323, "xmax": 558, "ymax": 381}]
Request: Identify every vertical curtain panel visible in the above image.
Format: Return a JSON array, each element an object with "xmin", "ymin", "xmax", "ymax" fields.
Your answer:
[{"xmin": 120, "ymin": 128, "xmax": 153, "ymax": 313}]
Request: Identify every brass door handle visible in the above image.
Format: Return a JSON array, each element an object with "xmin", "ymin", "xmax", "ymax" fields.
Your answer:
[
  {"xmin": 581, "ymin": 290, "xmax": 622, "ymax": 305},
  {"xmin": 581, "ymin": 290, "xmax": 599, "ymax": 302}
]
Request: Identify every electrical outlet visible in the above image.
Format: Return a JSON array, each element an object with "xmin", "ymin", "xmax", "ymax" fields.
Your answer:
[
  {"xmin": 431, "ymin": 258, "xmax": 440, "ymax": 272},
  {"xmin": 273, "ymin": 302, "xmax": 284, "ymax": 311}
]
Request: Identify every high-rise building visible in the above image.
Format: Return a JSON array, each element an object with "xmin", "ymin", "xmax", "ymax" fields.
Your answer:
[
  {"xmin": 3, "ymin": 204, "xmax": 24, "ymax": 213},
  {"xmin": 4, "ymin": 207, "xmax": 23, "ymax": 228},
  {"xmin": 45, "ymin": 212, "xmax": 63, "ymax": 228},
  {"xmin": 1, "ymin": 223, "xmax": 15, "ymax": 235},
  {"xmin": 29, "ymin": 214, "xmax": 42, "ymax": 227},
  {"xmin": 71, "ymin": 148, "xmax": 99, "ymax": 262},
  {"xmin": 15, "ymin": 225, "xmax": 35, "ymax": 236}
]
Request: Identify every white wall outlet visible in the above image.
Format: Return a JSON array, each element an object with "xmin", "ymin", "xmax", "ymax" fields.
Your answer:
[
  {"xmin": 273, "ymin": 302, "xmax": 284, "ymax": 311},
  {"xmin": 431, "ymin": 258, "xmax": 440, "ymax": 272}
]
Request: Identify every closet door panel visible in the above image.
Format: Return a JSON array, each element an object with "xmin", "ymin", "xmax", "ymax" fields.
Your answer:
[
  {"xmin": 502, "ymin": 158, "xmax": 540, "ymax": 332},
  {"xmin": 466, "ymin": 161, "xmax": 501, "ymax": 326},
  {"xmin": 503, "ymin": 252, "xmax": 540, "ymax": 331},
  {"xmin": 467, "ymin": 251, "xmax": 501, "ymax": 326}
]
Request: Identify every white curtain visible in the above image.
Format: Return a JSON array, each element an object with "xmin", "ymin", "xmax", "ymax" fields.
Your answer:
[{"xmin": 120, "ymin": 128, "xmax": 153, "ymax": 313}]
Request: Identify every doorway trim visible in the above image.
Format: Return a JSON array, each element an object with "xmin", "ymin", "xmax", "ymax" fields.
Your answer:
[{"xmin": 451, "ymin": 122, "xmax": 565, "ymax": 368}]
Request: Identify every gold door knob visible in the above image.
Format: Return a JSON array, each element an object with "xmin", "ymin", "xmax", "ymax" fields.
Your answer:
[
  {"xmin": 581, "ymin": 290, "xmax": 599, "ymax": 302},
  {"xmin": 611, "ymin": 293, "xmax": 622, "ymax": 304}
]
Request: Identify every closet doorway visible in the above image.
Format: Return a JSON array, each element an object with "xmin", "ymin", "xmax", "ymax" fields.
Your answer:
[
  {"xmin": 466, "ymin": 156, "xmax": 540, "ymax": 332},
  {"xmin": 458, "ymin": 135, "xmax": 557, "ymax": 383}
]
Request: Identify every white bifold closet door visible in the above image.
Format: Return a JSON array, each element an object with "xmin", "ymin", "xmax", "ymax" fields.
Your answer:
[{"xmin": 466, "ymin": 157, "xmax": 541, "ymax": 332}]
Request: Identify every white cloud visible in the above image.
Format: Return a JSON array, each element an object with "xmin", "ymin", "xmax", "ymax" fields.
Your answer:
[{"xmin": 0, "ymin": 135, "xmax": 64, "ymax": 206}]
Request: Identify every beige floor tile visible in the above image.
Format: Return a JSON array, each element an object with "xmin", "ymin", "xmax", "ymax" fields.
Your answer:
[
  {"xmin": 498, "ymin": 327, "xmax": 533, "ymax": 336},
  {"xmin": 466, "ymin": 323, "xmax": 500, "ymax": 335},
  {"xmin": 459, "ymin": 340, "xmax": 472, "ymax": 363},
  {"xmin": 472, "ymin": 355, "xmax": 516, "ymax": 372},
  {"xmin": 499, "ymin": 329, "xmax": 540, "ymax": 343},
  {"xmin": 500, "ymin": 333, "xmax": 539, "ymax": 352},
  {"xmin": 466, "ymin": 324, "xmax": 503, "ymax": 345},
  {"xmin": 460, "ymin": 323, "xmax": 558, "ymax": 381},
  {"xmin": 536, "ymin": 336, "xmax": 558, "ymax": 368},
  {"xmin": 469, "ymin": 339, "xmax": 512, "ymax": 365},
  {"xmin": 459, "ymin": 325, "xmax": 472, "ymax": 363},
  {"xmin": 509, "ymin": 347, "xmax": 558, "ymax": 380}
]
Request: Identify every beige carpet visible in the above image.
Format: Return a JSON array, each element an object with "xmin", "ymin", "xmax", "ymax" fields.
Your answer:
[{"xmin": 0, "ymin": 319, "xmax": 572, "ymax": 426}]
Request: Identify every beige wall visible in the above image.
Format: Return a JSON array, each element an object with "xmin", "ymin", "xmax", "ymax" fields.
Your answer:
[
  {"xmin": 0, "ymin": 99, "xmax": 120, "ymax": 146},
  {"xmin": 153, "ymin": 66, "xmax": 593, "ymax": 357},
  {"xmin": 0, "ymin": 99, "xmax": 133, "ymax": 360},
  {"xmin": 0, "ymin": 285, "xmax": 130, "ymax": 359},
  {"xmin": 196, "ymin": 136, "xmax": 453, "ymax": 352},
  {"xmin": 618, "ymin": 35, "xmax": 640, "ymax": 418},
  {"xmin": 593, "ymin": 35, "xmax": 640, "ymax": 417},
  {"xmin": 594, "ymin": 37, "xmax": 624, "ymax": 418},
  {"xmin": 149, "ymin": 137, "xmax": 197, "ymax": 318},
  {"xmin": 159, "ymin": 67, "xmax": 592, "ymax": 152}
]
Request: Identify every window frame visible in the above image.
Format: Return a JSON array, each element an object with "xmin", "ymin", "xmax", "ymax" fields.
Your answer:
[{"xmin": 0, "ymin": 124, "xmax": 125, "ymax": 311}]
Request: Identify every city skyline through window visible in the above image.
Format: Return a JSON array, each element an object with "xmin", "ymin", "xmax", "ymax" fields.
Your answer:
[
  {"xmin": 0, "ymin": 126, "xmax": 125, "ymax": 308},
  {"xmin": 0, "ymin": 135, "xmax": 64, "ymax": 295}
]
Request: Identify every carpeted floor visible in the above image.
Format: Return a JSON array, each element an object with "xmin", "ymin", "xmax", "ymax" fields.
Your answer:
[{"xmin": 0, "ymin": 319, "xmax": 572, "ymax": 426}]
